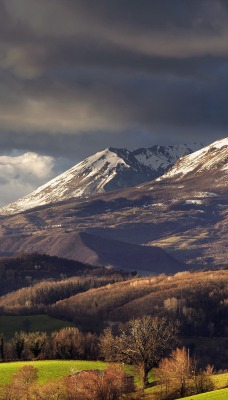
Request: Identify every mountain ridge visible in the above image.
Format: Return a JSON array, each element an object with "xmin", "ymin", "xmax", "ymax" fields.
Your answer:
[
  {"xmin": 0, "ymin": 143, "xmax": 201, "ymax": 215},
  {"xmin": 0, "ymin": 138, "xmax": 226, "ymax": 270},
  {"xmin": 157, "ymin": 137, "xmax": 228, "ymax": 183}
]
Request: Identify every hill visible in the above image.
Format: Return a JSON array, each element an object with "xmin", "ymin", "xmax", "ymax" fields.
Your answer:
[
  {"xmin": 0, "ymin": 253, "xmax": 130, "ymax": 296},
  {"xmin": 0, "ymin": 232, "xmax": 184, "ymax": 276},
  {"xmin": 0, "ymin": 270, "xmax": 131, "ymax": 311},
  {"xmin": 48, "ymin": 270, "xmax": 227, "ymax": 336},
  {"xmin": 1, "ymin": 269, "xmax": 227, "ymax": 369}
]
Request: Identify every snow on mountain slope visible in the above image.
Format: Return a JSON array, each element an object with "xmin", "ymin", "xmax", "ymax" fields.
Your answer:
[
  {"xmin": 0, "ymin": 144, "xmax": 201, "ymax": 215},
  {"xmin": 133, "ymin": 143, "xmax": 200, "ymax": 171},
  {"xmin": 158, "ymin": 138, "xmax": 228, "ymax": 181},
  {"xmin": 0, "ymin": 148, "xmax": 127, "ymax": 215}
]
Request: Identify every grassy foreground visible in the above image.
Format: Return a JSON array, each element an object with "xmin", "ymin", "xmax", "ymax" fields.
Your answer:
[
  {"xmin": 0, "ymin": 315, "xmax": 74, "ymax": 339},
  {"xmin": 141, "ymin": 373, "xmax": 228, "ymax": 400},
  {"xmin": 179, "ymin": 388, "xmax": 228, "ymax": 400},
  {"xmin": 0, "ymin": 360, "xmax": 107, "ymax": 385},
  {"xmin": 0, "ymin": 360, "xmax": 227, "ymax": 400},
  {"xmin": 211, "ymin": 372, "xmax": 228, "ymax": 389}
]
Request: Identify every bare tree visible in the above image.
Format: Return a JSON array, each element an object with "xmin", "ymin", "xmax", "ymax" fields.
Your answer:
[
  {"xmin": 4, "ymin": 365, "xmax": 38, "ymax": 400},
  {"xmin": 25, "ymin": 332, "xmax": 47, "ymax": 359},
  {"xmin": 156, "ymin": 347, "xmax": 190, "ymax": 397},
  {"xmin": 0, "ymin": 333, "xmax": 5, "ymax": 361},
  {"xmin": 156, "ymin": 348, "xmax": 215, "ymax": 398},
  {"xmin": 11, "ymin": 331, "xmax": 26, "ymax": 360},
  {"xmin": 51, "ymin": 327, "xmax": 83, "ymax": 359},
  {"xmin": 191, "ymin": 359, "xmax": 215, "ymax": 395},
  {"xmin": 100, "ymin": 316, "xmax": 178, "ymax": 387},
  {"xmin": 66, "ymin": 365, "xmax": 132, "ymax": 400},
  {"xmin": 31, "ymin": 379, "xmax": 66, "ymax": 400},
  {"xmin": 100, "ymin": 328, "xmax": 119, "ymax": 362}
]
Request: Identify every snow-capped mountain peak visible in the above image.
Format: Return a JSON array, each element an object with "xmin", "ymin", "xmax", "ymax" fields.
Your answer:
[
  {"xmin": 133, "ymin": 143, "xmax": 201, "ymax": 171},
  {"xmin": 0, "ymin": 143, "xmax": 202, "ymax": 215},
  {"xmin": 158, "ymin": 137, "xmax": 228, "ymax": 181}
]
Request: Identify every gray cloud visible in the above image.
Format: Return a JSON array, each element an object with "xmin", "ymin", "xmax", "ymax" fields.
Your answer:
[{"xmin": 0, "ymin": 0, "xmax": 228, "ymax": 205}]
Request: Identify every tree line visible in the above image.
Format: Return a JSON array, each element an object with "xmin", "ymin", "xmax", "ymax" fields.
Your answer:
[
  {"xmin": 0, "ymin": 327, "xmax": 99, "ymax": 362},
  {"xmin": 0, "ymin": 315, "xmax": 216, "ymax": 397},
  {"xmin": 0, "ymin": 274, "xmax": 127, "ymax": 311}
]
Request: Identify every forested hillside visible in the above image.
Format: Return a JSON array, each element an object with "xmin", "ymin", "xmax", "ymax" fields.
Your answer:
[
  {"xmin": 1, "ymin": 269, "xmax": 227, "ymax": 338},
  {"xmin": 0, "ymin": 258, "xmax": 227, "ymax": 369},
  {"xmin": 0, "ymin": 253, "xmax": 131, "ymax": 296}
]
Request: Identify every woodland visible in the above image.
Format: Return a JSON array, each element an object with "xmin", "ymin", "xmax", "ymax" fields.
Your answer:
[{"xmin": 0, "ymin": 254, "xmax": 227, "ymax": 399}]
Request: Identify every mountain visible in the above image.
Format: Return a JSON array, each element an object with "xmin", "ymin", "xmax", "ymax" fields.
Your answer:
[
  {"xmin": 0, "ymin": 138, "xmax": 226, "ymax": 270},
  {"xmin": 0, "ymin": 143, "xmax": 201, "ymax": 215},
  {"xmin": 157, "ymin": 137, "xmax": 228, "ymax": 185}
]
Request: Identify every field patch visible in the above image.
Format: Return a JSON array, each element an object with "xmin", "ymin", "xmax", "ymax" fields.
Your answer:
[
  {"xmin": 142, "ymin": 373, "xmax": 228, "ymax": 400},
  {"xmin": 0, "ymin": 315, "xmax": 74, "ymax": 339},
  {"xmin": 0, "ymin": 360, "xmax": 107, "ymax": 385},
  {"xmin": 211, "ymin": 373, "xmax": 228, "ymax": 389},
  {"xmin": 179, "ymin": 388, "xmax": 228, "ymax": 400}
]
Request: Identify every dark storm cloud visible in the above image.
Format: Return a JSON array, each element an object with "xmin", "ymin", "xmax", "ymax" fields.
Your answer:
[{"xmin": 1, "ymin": 0, "xmax": 228, "ymax": 162}]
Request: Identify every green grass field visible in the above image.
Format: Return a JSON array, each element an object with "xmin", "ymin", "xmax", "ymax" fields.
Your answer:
[
  {"xmin": 0, "ymin": 360, "xmax": 227, "ymax": 400},
  {"xmin": 179, "ymin": 388, "xmax": 228, "ymax": 400},
  {"xmin": 0, "ymin": 315, "xmax": 74, "ymax": 338},
  {"xmin": 0, "ymin": 360, "xmax": 107, "ymax": 385},
  {"xmin": 211, "ymin": 372, "xmax": 228, "ymax": 389},
  {"xmin": 142, "ymin": 373, "xmax": 228, "ymax": 400}
]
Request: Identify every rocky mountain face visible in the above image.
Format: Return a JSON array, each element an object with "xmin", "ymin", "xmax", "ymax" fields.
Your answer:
[
  {"xmin": 0, "ymin": 138, "xmax": 227, "ymax": 271},
  {"xmin": 157, "ymin": 137, "xmax": 228, "ymax": 184},
  {"xmin": 0, "ymin": 143, "xmax": 200, "ymax": 215}
]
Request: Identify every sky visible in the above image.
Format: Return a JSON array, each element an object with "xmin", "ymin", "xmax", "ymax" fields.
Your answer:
[{"xmin": 0, "ymin": 0, "xmax": 228, "ymax": 206}]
